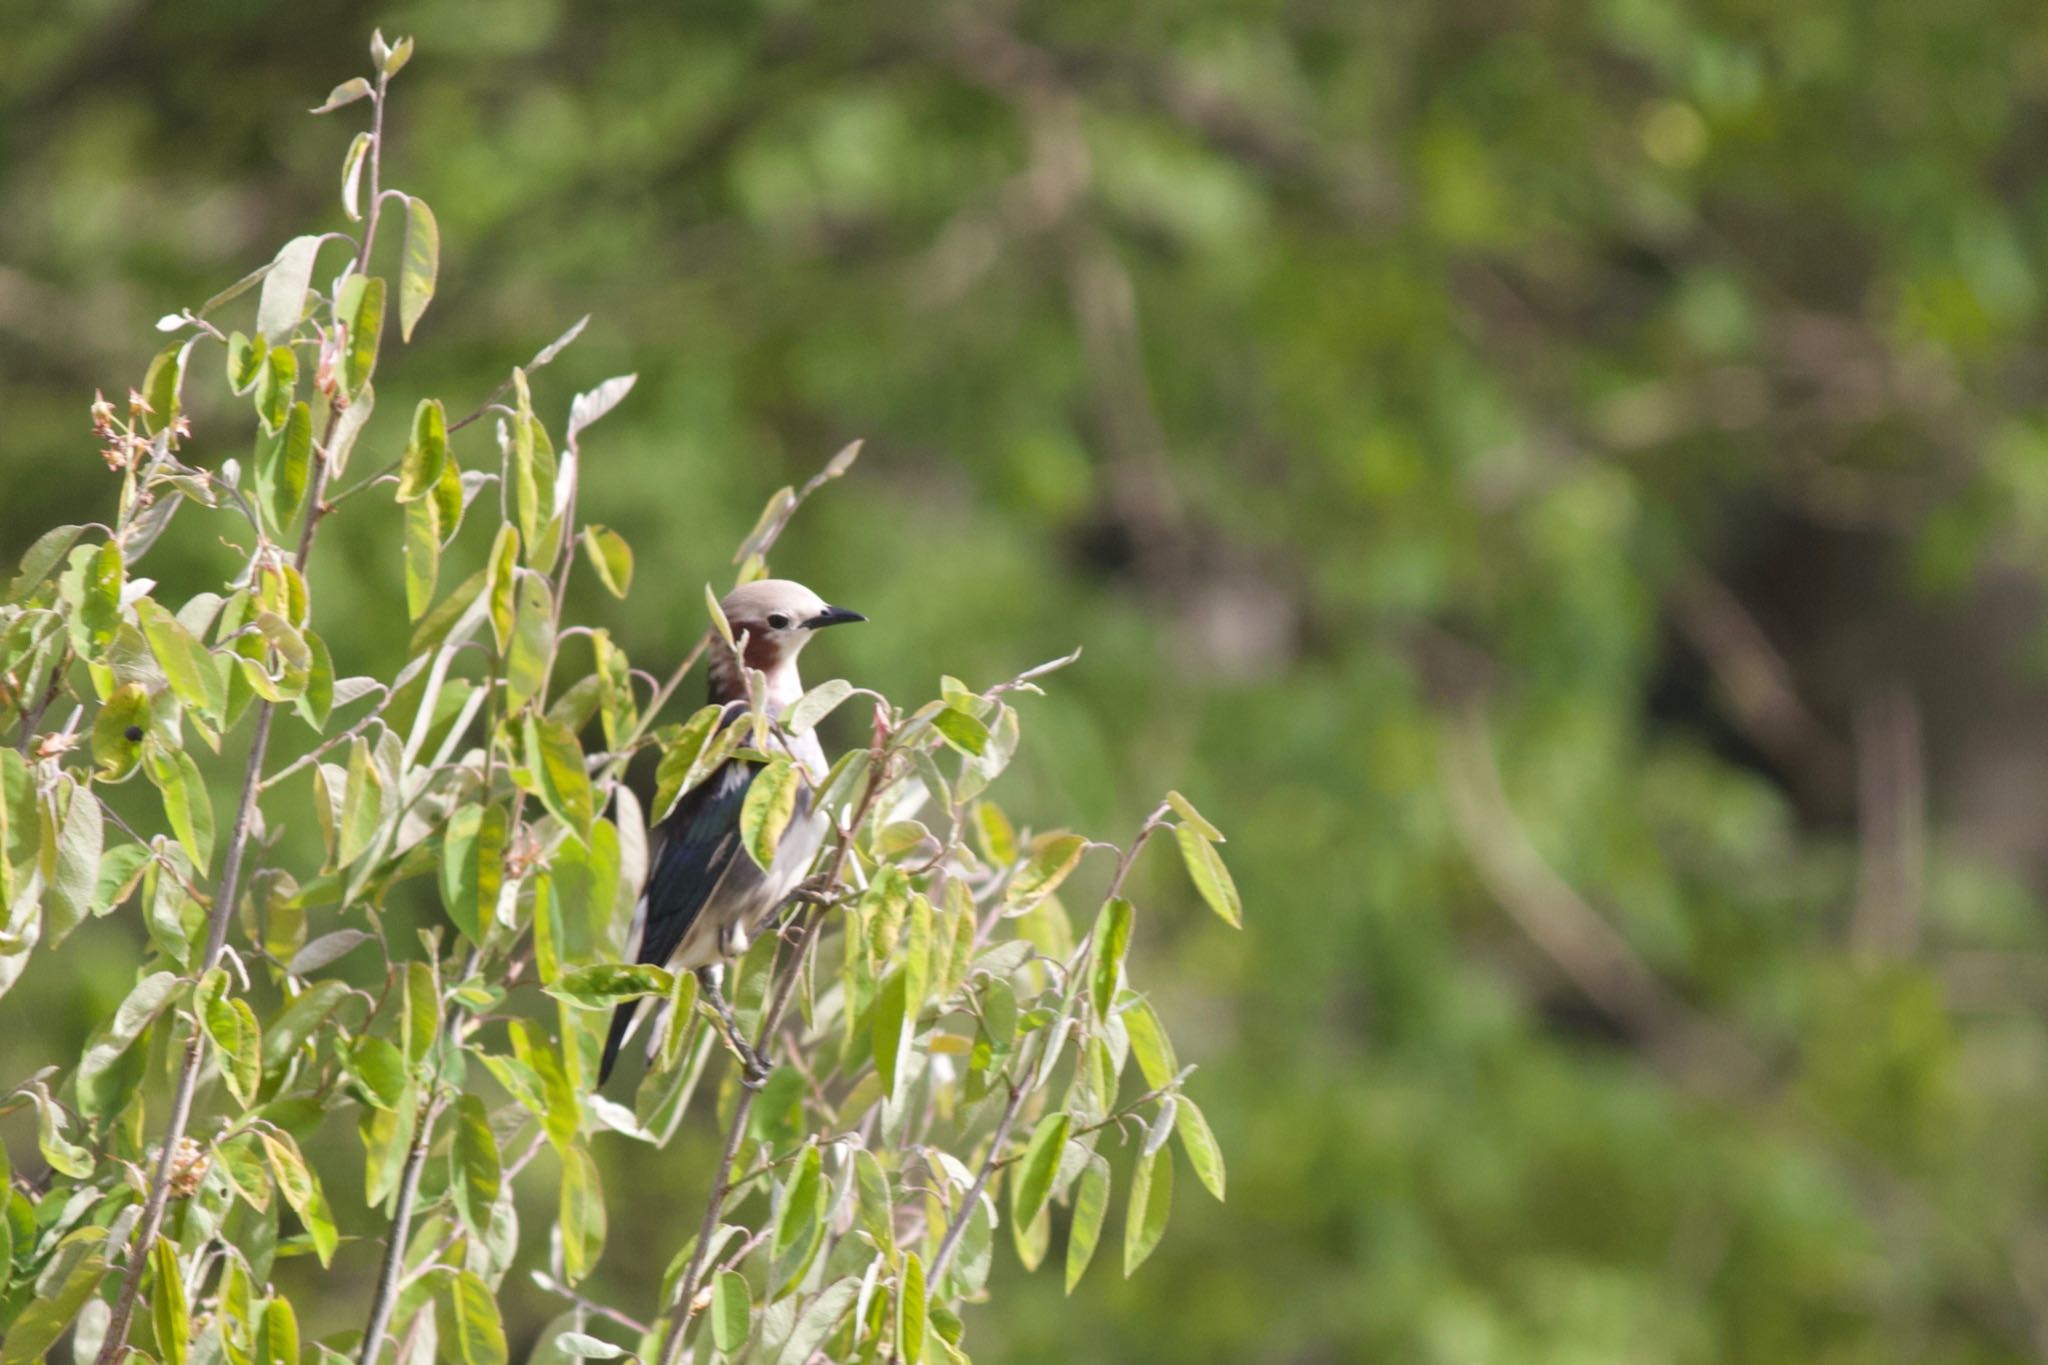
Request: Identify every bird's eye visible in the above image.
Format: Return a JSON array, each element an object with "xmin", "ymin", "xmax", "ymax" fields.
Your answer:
[{"xmin": 765, "ymin": 612, "xmax": 791, "ymax": 630}]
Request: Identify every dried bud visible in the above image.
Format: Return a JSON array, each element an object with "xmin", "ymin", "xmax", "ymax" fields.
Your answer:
[
  {"xmin": 166, "ymin": 1136, "xmax": 208, "ymax": 1198},
  {"xmin": 127, "ymin": 388, "xmax": 152, "ymax": 419},
  {"xmin": 34, "ymin": 731, "xmax": 81, "ymax": 760}
]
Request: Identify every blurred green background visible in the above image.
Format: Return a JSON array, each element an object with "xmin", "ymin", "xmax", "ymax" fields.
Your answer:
[{"xmin": 13, "ymin": 0, "xmax": 2048, "ymax": 1360}]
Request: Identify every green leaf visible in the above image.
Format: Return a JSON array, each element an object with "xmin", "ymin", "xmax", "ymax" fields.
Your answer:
[
  {"xmin": 256, "ymin": 236, "xmax": 321, "ymax": 342},
  {"xmin": 399, "ymin": 196, "xmax": 440, "ymax": 341},
  {"xmin": 771, "ymin": 1144, "xmax": 825, "ymax": 1297},
  {"xmin": 350, "ymin": 1035, "xmax": 407, "ymax": 1110},
  {"xmin": 504, "ymin": 571, "xmax": 554, "ymax": 713},
  {"xmin": 1065, "ymin": 1154, "xmax": 1111, "ymax": 1293},
  {"xmin": 336, "ymin": 734, "xmax": 384, "ymax": 868},
  {"xmin": 260, "ymin": 1129, "xmax": 338, "ymax": 1265},
  {"xmin": 143, "ymin": 746, "xmax": 214, "ymax": 874},
  {"xmin": 398, "ymin": 397, "xmax": 449, "ymax": 502},
  {"xmin": 136, "ymin": 597, "xmax": 225, "ymax": 720},
  {"xmin": 437, "ymin": 1269, "xmax": 508, "ymax": 1365},
  {"xmin": 649, "ymin": 704, "xmax": 724, "ymax": 821},
  {"xmin": 201, "ymin": 988, "xmax": 262, "ymax": 1107},
  {"xmin": 1092, "ymin": 897, "xmax": 1133, "ymax": 1021},
  {"xmin": 772, "ymin": 1278, "xmax": 858, "ymax": 1365},
  {"xmin": 262, "ymin": 979, "xmax": 351, "ymax": 1075},
  {"xmin": 739, "ymin": 755, "xmax": 800, "ymax": 872},
  {"xmin": 341, "ymin": 274, "xmax": 385, "ymax": 396},
  {"xmin": 1124, "ymin": 998, "xmax": 1180, "ymax": 1091},
  {"xmin": 524, "ymin": 713, "xmax": 594, "ymax": 844},
  {"xmin": 559, "ymin": 1145, "xmax": 605, "ymax": 1285},
  {"xmin": 257, "ymin": 1296, "xmax": 299, "ymax": 1365},
  {"xmin": 327, "ymin": 378, "xmax": 375, "ymax": 478},
  {"xmin": 1010, "ymin": 1113, "xmax": 1070, "ymax": 1233},
  {"xmin": 711, "ymin": 1269, "xmax": 751, "ymax": 1354},
  {"xmin": 340, "ymin": 130, "xmax": 371, "ymax": 219},
  {"xmin": 1005, "ymin": 833, "xmax": 1088, "ymax": 908},
  {"xmin": 141, "ymin": 343, "xmax": 184, "ymax": 435},
  {"xmin": 854, "ymin": 1147, "xmax": 895, "ymax": 1252},
  {"xmin": 92, "ymin": 682, "xmax": 151, "ymax": 780},
  {"xmin": 871, "ymin": 968, "xmax": 908, "ymax": 1098},
  {"xmin": 1123, "ymin": 1146, "xmax": 1172, "ymax": 1277},
  {"xmin": 896, "ymin": 1251, "xmax": 928, "ymax": 1365},
  {"xmin": 449, "ymin": 1094, "xmax": 502, "ymax": 1239},
  {"xmin": 76, "ymin": 970, "xmax": 181, "ymax": 1119},
  {"xmin": 73, "ymin": 538, "xmax": 123, "ymax": 653},
  {"xmin": 552, "ymin": 1332, "xmax": 628, "ymax": 1360},
  {"xmin": 579, "ymin": 525, "xmax": 633, "ymax": 597},
  {"xmin": 404, "ymin": 496, "xmax": 440, "ymax": 621},
  {"xmin": 931, "ymin": 705, "xmax": 990, "ymax": 756},
  {"xmin": 1175, "ymin": 1095, "xmax": 1226, "ymax": 1201},
  {"xmin": 8, "ymin": 523, "xmax": 84, "ymax": 601},
  {"xmin": 545, "ymin": 963, "xmax": 673, "ymax": 1008},
  {"xmin": 43, "ymin": 777, "xmax": 104, "ymax": 947},
  {"xmin": 225, "ymin": 330, "xmax": 263, "ymax": 393},
  {"xmin": 1165, "ymin": 789, "xmax": 1224, "ymax": 841},
  {"xmin": 310, "ymin": 76, "xmax": 372, "ymax": 114},
  {"xmin": 151, "ymin": 1236, "xmax": 190, "ymax": 1365},
  {"xmin": 263, "ymin": 399, "xmax": 314, "ymax": 535},
  {"xmin": 0, "ymin": 748, "xmax": 37, "ymax": 914},
  {"xmin": 440, "ymin": 803, "xmax": 505, "ymax": 946},
  {"xmin": 786, "ymin": 678, "xmax": 855, "ymax": 736},
  {"xmin": 256, "ymin": 344, "xmax": 297, "ymax": 433},
  {"xmin": 1174, "ymin": 824, "xmax": 1242, "ymax": 928},
  {"xmin": 0, "ymin": 1228, "xmax": 105, "ymax": 1365}
]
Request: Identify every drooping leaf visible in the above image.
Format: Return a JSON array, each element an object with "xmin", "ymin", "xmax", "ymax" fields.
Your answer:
[
  {"xmin": 503, "ymin": 571, "xmax": 554, "ymax": 713},
  {"xmin": 1092, "ymin": 897, "xmax": 1133, "ymax": 1021},
  {"xmin": 1010, "ymin": 1113, "xmax": 1070, "ymax": 1233},
  {"xmin": 1065, "ymin": 1153, "xmax": 1111, "ymax": 1293},
  {"xmin": 437, "ymin": 1269, "xmax": 508, "ymax": 1365},
  {"xmin": 398, "ymin": 397, "xmax": 449, "ymax": 502},
  {"xmin": 399, "ymin": 196, "xmax": 440, "ymax": 341},
  {"xmin": 579, "ymin": 525, "xmax": 633, "ymax": 597},
  {"xmin": 931, "ymin": 706, "xmax": 990, "ymax": 756},
  {"xmin": 1123, "ymin": 1146, "xmax": 1172, "ymax": 1277},
  {"xmin": 449, "ymin": 1094, "xmax": 502, "ymax": 1239},
  {"xmin": 150, "ymin": 1236, "xmax": 191, "ymax": 1365},
  {"xmin": 340, "ymin": 274, "xmax": 385, "ymax": 396},
  {"xmin": 256, "ymin": 236, "xmax": 321, "ymax": 342},
  {"xmin": 1175, "ymin": 1095, "xmax": 1227, "ymax": 1202},
  {"xmin": 896, "ymin": 1251, "xmax": 928, "ymax": 1365},
  {"xmin": 143, "ymin": 746, "xmax": 215, "ymax": 874},
  {"xmin": 136, "ymin": 597, "xmax": 225, "ymax": 720},
  {"xmin": 1174, "ymin": 824, "xmax": 1243, "ymax": 928},
  {"xmin": 524, "ymin": 713, "xmax": 594, "ymax": 845},
  {"xmin": 558, "ymin": 1145, "xmax": 605, "ymax": 1285},
  {"xmin": 739, "ymin": 755, "xmax": 800, "ymax": 872},
  {"xmin": 1005, "ymin": 833, "xmax": 1088, "ymax": 909},
  {"xmin": 76, "ymin": 971, "xmax": 181, "ymax": 1120},
  {"xmin": 545, "ymin": 963, "xmax": 673, "ymax": 1009},
  {"xmin": 440, "ymin": 803, "xmax": 505, "ymax": 946},
  {"xmin": 711, "ymin": 1269, "xmax": 751, "ymax": 1354}
]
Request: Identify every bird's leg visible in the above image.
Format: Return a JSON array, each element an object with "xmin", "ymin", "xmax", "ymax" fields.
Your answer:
[{"xmin": 697, "ymin": 964, "xmax": 771, "ymax": 1089}]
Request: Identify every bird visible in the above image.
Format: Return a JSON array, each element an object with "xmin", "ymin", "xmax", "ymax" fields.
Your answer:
[{"xmin": 599, "ymin": 578, "xmax": 866, "ymax": 1086}]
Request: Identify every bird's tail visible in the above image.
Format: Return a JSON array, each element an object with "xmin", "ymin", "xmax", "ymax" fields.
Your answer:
[{"xmin": 598, "ymin": 998, "xmax": 640, "ymax": 1087}]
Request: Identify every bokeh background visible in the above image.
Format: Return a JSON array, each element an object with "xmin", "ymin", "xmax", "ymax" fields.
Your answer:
[{"xmin": 11, "ymin": 1, "xmax": 2048, "ymax": 1361}]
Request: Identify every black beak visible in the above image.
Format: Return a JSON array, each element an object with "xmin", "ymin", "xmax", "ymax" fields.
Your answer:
[{"xmin": 805, "ymin": 605, "xmax": 867, "ymax": 629}]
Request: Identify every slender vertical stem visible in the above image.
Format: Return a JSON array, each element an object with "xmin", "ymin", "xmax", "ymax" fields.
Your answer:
[
  {"xmin": 94, "ymin": 69, "xmax": 392, "ymax": 1365},
  {"xmin": 929, "ymin": 1079, "xmax": 1025, "ymax": 1282},
  {"xmin": 358, "ymin": 1091, "xmax": 444, "ymax": 1364}
]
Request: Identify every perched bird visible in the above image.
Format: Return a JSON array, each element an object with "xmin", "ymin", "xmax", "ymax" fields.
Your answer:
[{"xmin": 599, "ymin": 579, "xmax": 866, "ymax": 1086}]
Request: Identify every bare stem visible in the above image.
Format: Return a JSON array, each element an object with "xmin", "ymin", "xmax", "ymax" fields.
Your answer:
[
  {"xmin": 359, "ymin": 1091, "xmax": 444, "ymax": 1365},
  {"xmin": 929, "ymin": 1078, "xmax": 1026, "ymax": 1282}
]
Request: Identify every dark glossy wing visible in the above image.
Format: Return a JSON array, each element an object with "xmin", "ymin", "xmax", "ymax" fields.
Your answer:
[{"xmin": 600, "ymin": 754, "xmax": 757, "ymax": 1084}]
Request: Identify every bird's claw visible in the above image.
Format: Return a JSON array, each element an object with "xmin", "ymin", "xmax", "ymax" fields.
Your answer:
[
  {"xmin": 788, "ymin": 873, "xmax": 844, "ymax": 908},
  {"xmin": 731, "ymin": 1035, "xmax": 773, "ymax": 1089}
]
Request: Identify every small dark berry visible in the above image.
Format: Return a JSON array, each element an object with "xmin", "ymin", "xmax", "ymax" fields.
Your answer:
[{"xmin": 123, "ymin": 725, "xmax": 144, "ymax": 742}]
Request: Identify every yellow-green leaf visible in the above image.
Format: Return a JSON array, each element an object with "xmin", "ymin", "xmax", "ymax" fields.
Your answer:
[
  {"xmin": 1174, "ymin": 824, "xmax": 1242, "ymax": 928},
  {"xmin": 1123, "ymin": 1146, "xmax": 1172, "ymax": 1277},
  {"xmin": 739, "ymin": 755, "xmax": 800, "ymax": 872},
  {"xmin": 399, "ymin": 197, "xmax": 440, "ymax": 341},
  {"xmin": 580, "ymin": 525, "xmax": 633, "ymax": 598},
  {"xmin": 1065, "ymin": 1154, "xmax": 1110, "ymax": 1293}
]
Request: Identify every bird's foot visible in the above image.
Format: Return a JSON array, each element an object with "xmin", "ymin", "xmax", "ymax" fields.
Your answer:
[
  {"xmin": 788, "ymin": 873, "xmax": 845, "ymax": 908},
  {"xmin": 730, "ymin": 1033, "xmax": 773, "ymax": 1090}
]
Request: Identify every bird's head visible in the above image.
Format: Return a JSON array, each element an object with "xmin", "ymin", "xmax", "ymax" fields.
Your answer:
[{"xmin": 709, "ymin": 578, "xmax": 865, "ymax": 697}]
